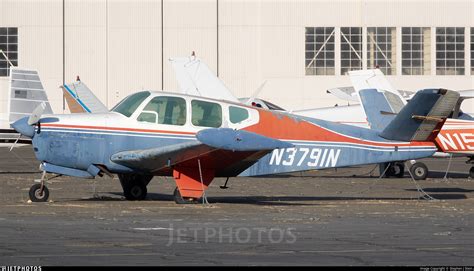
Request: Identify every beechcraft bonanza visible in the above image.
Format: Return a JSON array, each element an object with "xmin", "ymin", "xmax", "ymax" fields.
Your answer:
[{"xmin": 12, "ymin": 86, "xmax": 459, "ymax": 203}]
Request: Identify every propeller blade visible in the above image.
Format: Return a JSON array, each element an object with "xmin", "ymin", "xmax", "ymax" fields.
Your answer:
[{"xmin": 28, "ymin": 102, "xmax": 47, "ymax": 125}]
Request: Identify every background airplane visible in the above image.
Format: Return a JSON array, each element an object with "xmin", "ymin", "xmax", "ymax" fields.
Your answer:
[{"xmin": 0, "ymin": 66, "xmax": 53, "ymax": 146}]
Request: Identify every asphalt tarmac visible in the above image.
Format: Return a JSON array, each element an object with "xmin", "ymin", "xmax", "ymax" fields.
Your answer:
[{"xmin": 0, "ymin": 146, "xmax": 473, "ymax": 266}]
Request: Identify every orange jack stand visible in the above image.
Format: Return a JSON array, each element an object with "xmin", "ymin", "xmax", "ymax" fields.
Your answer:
[{"xmin": 172, "ymin": 166, "xmax": 215, "ymax": 199}]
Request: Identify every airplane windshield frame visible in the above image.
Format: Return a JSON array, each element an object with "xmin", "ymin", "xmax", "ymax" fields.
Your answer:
[{"xmin": 111, "ymin": 91, "xmax": 151, "ymax": 117}]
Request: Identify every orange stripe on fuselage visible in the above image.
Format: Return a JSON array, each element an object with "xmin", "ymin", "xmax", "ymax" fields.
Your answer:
[
  {"xmin": 41, "ymin": 123, "xmax": 196, "ymax": 135},
  {"xmin": 244, "ymin": 110, "xmax": 434, "ymax": 147}
]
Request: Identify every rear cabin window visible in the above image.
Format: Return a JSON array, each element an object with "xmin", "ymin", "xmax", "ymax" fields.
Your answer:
[
  {"xmin": 229, "ymin": 106, "xmax": 249, "ymax": 123},
  {"xmin": 111, "ymin": 91, "xmax": 151, "ymax": 117},
  {"xmin": 137, "ymin": 96, "xmax": 187, "ymax": 125},
  {"xmin": 191, "ymin": 100, "xmax": 222, "ymax": 128}
]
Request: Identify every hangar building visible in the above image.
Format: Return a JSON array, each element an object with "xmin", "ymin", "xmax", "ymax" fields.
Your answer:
[{"xmin": 0, "ymin": 0, "xmax": 473, "ymax": 117}]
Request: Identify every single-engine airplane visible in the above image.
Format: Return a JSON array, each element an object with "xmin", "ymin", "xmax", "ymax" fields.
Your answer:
[{"xmin": 11, "ymin": 88, "xmax": 459, "ymax": 203}]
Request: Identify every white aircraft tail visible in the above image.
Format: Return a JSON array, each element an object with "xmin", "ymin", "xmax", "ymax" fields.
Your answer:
[
  {"xmin": 8, "ymin": 67, "xmax": 53, "ymax": 123},
  {"xmin": 169, "ymin": 56, "xmax": 239, "ymax": 103},
  {"xmin": 348, "ymin": 69, "xmax": 407, "ymax": 106}
]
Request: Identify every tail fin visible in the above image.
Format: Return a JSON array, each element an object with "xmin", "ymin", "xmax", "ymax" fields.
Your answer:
[
  {"xmin": 379, "ymin": 89, "xmax": 460, "ymax": 141},
  {"xmin": 358, "ymin": 88, "xmax": 405, "ymax": 131},
  {"xmin": 169, "ymin": 56, "xmax": 239, "ymax": 103},
  {"xmin": 8, "ymin": 67, "xmax": 53, "ymax": 123},
  {"xmin": 60, "ymin": 81, "xmax": 108, "ymax": 113}
]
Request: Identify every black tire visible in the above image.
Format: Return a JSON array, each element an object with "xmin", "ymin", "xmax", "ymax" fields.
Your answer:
[
  {"xmin": 469, "ymin": 167, "xmax": 474, "ymax": 178},
  {"xmin": 124, "ymin": 183, "xmax": 147, "ymax": 201},
  {"xmin": 392, "ymin": 163, "xmax": 405, "ymax": 178},
  {"xmin": 29, "ymin": 184, "xmax": 49, "ymax": 202},
  {"xmin": 410, "ymin": 162, "xmax": 428, "ymax": 180},
  {"xmin": 118, "ymin": 174, "xmax": 150, "ymax": 201},
  {"xmin": 385, "ymin": 163, "xmax": 404, "ymax": 178},
  {"xmin": 173, "ymin": 187, "xmax": 200, "ymax": 204}
]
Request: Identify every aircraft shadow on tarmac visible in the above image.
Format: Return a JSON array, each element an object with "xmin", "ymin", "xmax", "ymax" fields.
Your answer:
[
  {"xmin": 72, "ymin": 191, "xmax": 468, "ymax": 205},
  {"xmin": 263, "ymin": 171, "xmax": 470, "ymax": 179},
  {"xmin": 405, "ymin": 187, "xmax": 474, "ymax": 193}
]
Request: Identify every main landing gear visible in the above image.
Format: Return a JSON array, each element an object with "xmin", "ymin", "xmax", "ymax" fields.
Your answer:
[
  {"xmin": 409, "ymin": 162, "xmax": 429, "ymax": 180},
  {"xmin": 118, "ymin": 174, "xmax": 153, "ymax": 200},
  {"xmin": 380, "ymin": 162, "xmax": 405, "ymax": 178},
  {"xmin": 380, "ymin": 161, "xmax": 429, "ymax": 180}
]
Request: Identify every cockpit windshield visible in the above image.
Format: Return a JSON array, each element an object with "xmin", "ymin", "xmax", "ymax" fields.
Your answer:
[{"xmin": 111, "ymin": 91, "xmax": 151, "ymax": 117}]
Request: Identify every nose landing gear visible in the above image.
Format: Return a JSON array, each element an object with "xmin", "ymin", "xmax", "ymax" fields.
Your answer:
[
  {"xmin": 28, "ymin": 171, "xmax": 62, "ymax": 202},
  {"xmin": 29, "ymin": 183, "xmax": 49, "ymax": 202}
]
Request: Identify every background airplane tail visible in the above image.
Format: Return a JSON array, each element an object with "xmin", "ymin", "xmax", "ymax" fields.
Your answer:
[
  {"xmin": 61, "ymin": 81, "xmax": 108, "ymax": 113},
  {"xmin": 375, "ymin": 89, "xmax": 460, "ymax": 142},
  {"xmin": 8, "ymin": 67, "xmax": 53, "ymax": 123},
  {"xmin": 358, "ymin": 88, "xmax": 405, "ymax": 131}
]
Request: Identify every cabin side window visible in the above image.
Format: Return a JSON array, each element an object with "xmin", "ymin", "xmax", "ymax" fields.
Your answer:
[
  {"xmin": 229, "ymin": 106, "xmax": 249, "ymax": 124},
  {"xmin": 191, "ymin": 100, "xmax": 222, "ymax": 128},
  {"xmin": 137, "ymin": 96, "xmax": 187, "ymax": 126}
]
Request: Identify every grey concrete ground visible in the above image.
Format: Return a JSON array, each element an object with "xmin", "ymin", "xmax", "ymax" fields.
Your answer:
[{"xmin": 0, "ymin": 146, "xmax": 473, "ymax": 266}]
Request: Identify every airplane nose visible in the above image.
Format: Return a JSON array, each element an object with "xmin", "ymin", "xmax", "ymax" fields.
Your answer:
[{"xmin": 11, "ymin": 117, "xmax": 35, "ymax": 138}]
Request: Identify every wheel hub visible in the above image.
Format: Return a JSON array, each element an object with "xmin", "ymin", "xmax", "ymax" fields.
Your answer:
[
  {"xmin": 34, "ymin": 189, "xmax": 44, "ymax": 199},
  {"xmin": 130, "ymin": 186, "xmax": 142, "ymax": 197},
  {"xmin": 415, "ymin": 168, "xmax": 424, "ymax": 176}
]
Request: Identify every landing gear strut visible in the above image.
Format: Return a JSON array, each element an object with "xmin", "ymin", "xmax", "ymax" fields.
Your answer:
[{"xmin": 118, "ymin": 174, "xmax": 153, "ymax": 200}]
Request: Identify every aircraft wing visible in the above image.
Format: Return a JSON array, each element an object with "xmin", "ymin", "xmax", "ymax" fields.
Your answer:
[
  {"xmin": 169, "ymin": 57, "xmax": 240, "ymax": 103},
  {"xmin": 61, "ymin": 81, "xmax": 108, "ymax": 113},
  {"xmin": 110, "ymin": 128, "xmax": 292, "ymax": 175}
]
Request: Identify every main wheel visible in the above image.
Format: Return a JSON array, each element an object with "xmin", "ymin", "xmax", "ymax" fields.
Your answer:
[
  {"xmin": 410, "ymin": 162, "xmax": 428, "ymax": 180},
  {"xmin": 124, "ymin": 183, "xmax": 147, "ymax": 201},
  {"xmin": 391, "ymin": 163, "xmax": 405, "ymax": 178},
  {"xmin": 173, "ymin": 187, "xmax": 200, "ymax": 204},
  {"xmin": 29, "ymin": 184, "xmax": 49, "ymax": 202},
  {"xmin": 469, "ymin": 167, "xmax": 474, "ymax": 178},
  {"xmin": 118, "ymin": 174, "xmax": 150, "ymax": 201}
]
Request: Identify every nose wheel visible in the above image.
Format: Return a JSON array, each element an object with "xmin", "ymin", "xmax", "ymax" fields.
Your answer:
[
  {"xmin": 28, "ymin": 170, "xmax": 61, "ymax": 203},
  {"xmin": 29, "ymin": 183, "xmax": 49, "ymax": 202}
]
